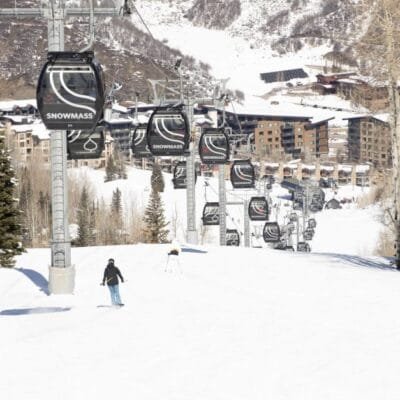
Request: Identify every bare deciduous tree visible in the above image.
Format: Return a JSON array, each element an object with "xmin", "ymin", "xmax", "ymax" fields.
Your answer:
[{"xmin": 357, "ymin": 0, "xmax": 400, "ymax": 266}]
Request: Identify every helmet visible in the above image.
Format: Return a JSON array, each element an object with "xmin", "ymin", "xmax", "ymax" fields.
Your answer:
[{"xmin": 108, "ymin": 258, "xmax": 115, "ymax": 264}]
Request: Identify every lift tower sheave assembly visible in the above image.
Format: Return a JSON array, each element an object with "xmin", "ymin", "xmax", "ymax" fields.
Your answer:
[{"xmin": 0, "ymin": 1, "xmax": 121, "ymax": 294}]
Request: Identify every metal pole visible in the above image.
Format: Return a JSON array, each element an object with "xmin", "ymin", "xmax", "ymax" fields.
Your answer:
[
  {"xmin": 218, "ymin": 165, "xmax": 227, "ymax": 246},
  {"xmin": 186, "ymin": 100, "xmax": 198, "ymax": 244},
  {"xmin": 0, "ymin": 3, "xmax": 120, "ymax": 294},
  {"xmin": 46, "ymin": 3, "xmax": 76, "ymax": 294},
  {"xmin": 243, "ymin": 198, "xmax": 250, "ymax": 247}
]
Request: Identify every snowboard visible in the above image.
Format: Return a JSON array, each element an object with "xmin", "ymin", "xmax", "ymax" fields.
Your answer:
[{"xmin": 97, "ymin": 304, "xmax": 124, "ymax": 308}]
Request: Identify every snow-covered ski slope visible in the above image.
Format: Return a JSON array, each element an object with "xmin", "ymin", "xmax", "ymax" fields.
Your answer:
[
  {"xmin": 1, "ymin": 243, "xmax": 399, "ymax": 399},
  {"xmin": 69, "ymin": 165, "xmax": 382, "ymax": 256}
]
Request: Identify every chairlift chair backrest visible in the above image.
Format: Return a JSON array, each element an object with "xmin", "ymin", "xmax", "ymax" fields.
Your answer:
[
  {"xmin": 226, "ymin": 229, "xmax": 240, "ymax": 246},
  {"xmin": 202, "ymin": 202, "xmax": 220, "ymax": 225},
  {"xmin": 230, "ymin": 160, "xmax": 255, "ymax": 189},
  {"xmin": 146, "ymin": 108, "xmax": 190, "ymax": 156},
  {"xmin": 131, "ymin": 123, "xmax": 152, "ymax": 158},
  {"xmin": 248, "ymin": 197, "xmax": 269, "ymax": 221},
  {"xmin": 67, "ymin": 124, "xmax": 105, "ymax": 159},
  {"xmin": 199, "ymin": 128, "xmax": 230, "ymax": 165},
  {"xmin": 37, "ymin": 51, "xmax": 105, "ymax": 130},
  {"xmin": 263, "ymin": 222, "xmax": 280, "ymax": 243}
]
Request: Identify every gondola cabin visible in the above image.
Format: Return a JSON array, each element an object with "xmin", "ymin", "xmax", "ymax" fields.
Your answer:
[
  {"xmin": 248, "ymin": 197, "xmax": 269, "ymax": 221},
  {"xmin": 67, "ymin": 125, "xmax": 105, "ymax": 159},
  {"xmin": 172, "ymin": 161, "xmax": 197, "ymax": 189},
  {"xmin": 146, "ymin": 109, "xmax": 190, "ymax": 156},
  {"xmin": 37, "ymin": 51, "xmax": 105, "ymax": 130},
  {"xmin": 230, "ymin": 160, "xmax": 255, "ymax": 189},
  {"xmin": 289, "ymin": 212, "xmax": 298, "ymax": 222},
  {"xmin": 226, "ymin": 229, "xmax": 240, "ymax": 246},
  {"xmin": 199, "ymin": 128, "xmax": 230, "ymax": 165},
  {"xmin": 297, "ymin": 242, "xmax": 311, "ymax": 252},
  {"xmin": 303, "ymin": 228, "xmax": 315, "ymax": 241},
  {"xmin": 131, "ymin": 123, "xmax": 152, "ymax": 158},
  {"xmin": 286, "ymin": 222, "xmax": 295, "ymax": 234},
  {"xmin": 307, "ymin": 218, "xmax": 317, "ymax": 229},
  {"xmin": 202, "ymin": 202, "xmax": 220, "ymax": 226},
  {"xmin": 263, "ymin": 222, "xmax": 280, "ymax": 243}
]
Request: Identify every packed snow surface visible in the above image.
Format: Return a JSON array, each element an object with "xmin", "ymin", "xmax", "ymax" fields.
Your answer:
[{"xmin": 1, "ymin": 243, "xmax": 398, "ymax": 399}]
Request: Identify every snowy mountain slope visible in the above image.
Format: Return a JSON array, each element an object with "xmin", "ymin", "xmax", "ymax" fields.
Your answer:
[
  {"xmin": 0, "ymin": 243, "xmax": 398, "ymax": 400},
  {"xmin": 0, "ymin": 0, "xmax": 365, "ymax": 100},
  {"xmin": 69, "ymin": 166, "xmax": 383, "ymax": 256}
]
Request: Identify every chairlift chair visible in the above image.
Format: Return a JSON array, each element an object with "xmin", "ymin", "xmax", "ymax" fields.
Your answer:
[{"xmin": 37, "ymin": 51, "xmax": 105, "ymax": 130}]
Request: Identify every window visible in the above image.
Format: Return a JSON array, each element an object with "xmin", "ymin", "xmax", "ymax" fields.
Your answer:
[
  {"xmin": 259, "ymin": 131, "xmax": 264, "ymax": 136},
  {"xmin": 268, "ymin": 138, "xmax": 272, "ymax": 142}
]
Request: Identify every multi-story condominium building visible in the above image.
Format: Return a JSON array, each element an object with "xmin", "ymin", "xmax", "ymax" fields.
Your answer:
[
  {"xmin": 254, "ymin": 117, "xmax": 330, "ymax": 161},
  {"xmin": 346, "ymin": 115, "xmax": 391, "ymax": 168}
]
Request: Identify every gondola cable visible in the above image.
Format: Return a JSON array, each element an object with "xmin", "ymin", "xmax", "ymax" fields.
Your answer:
[{"xmin": 125, "ymin": 0, "xmax": 170, "ymax": 101}]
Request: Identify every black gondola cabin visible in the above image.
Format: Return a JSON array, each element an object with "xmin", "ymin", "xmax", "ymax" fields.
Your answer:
[
  {"xmin": 199, "ymin": 128, "xmax": 230, "ymax": 165},
  {"xmin": 172, "ymin": 161, "xmax": 197, "ymax": 189},
  {"xmin": 146, "ymin": 109, "xmax": 190, "ymax": 156},
  {"xmin": 67, "ymin": 125, "xmax": 105, "ymax": 159},
  {"xmin": 263, "ymin": 222, "xmax": 280, "ymax": 243},
  {"xmin": 131, "ymin": 123, "xmax": 152, "ymax": 158},
  {"xmin": 226, "ymin": 229, "xmax": 240, "ymax": 246},
  {"xmin": 248, "ymin": 197, "xmax": 269, "ymax": 221},
  {"xmin": 37, "ymin": 51, "xmax": 105, "ymax": 130},
  {"xmin": 230, "ymin": 160, "xmax": 255, "ymax": 189},
  {"xmin": 202, "ymin": 202, "xmax": 220, "ymax": 226}
]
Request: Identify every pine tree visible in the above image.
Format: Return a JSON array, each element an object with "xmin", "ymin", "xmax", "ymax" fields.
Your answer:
[
  {"xmin": 76, "ymin": 186, "xmax": 94, "ymax": 246},
  {"xmin": 0, "ymin": 130, "xmax": 24, "ymax": 267},
  {"xmin": 151, "ymin": 161, "xmax": 165, "ymax": 193},
  {"xmin": 104, "ymin": 154, "xmax": 117, "ymax": 182},
  {"xmin": 110, "ymin": 187, "xmax": 123, "ymax": 243},
  {"xmin": 143, "ymin": 188, "xmax": 169, "ymax": 243}
]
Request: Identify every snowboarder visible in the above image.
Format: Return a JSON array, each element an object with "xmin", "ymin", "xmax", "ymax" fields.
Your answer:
[
  {"xmin": 101, "ymin": 258, "xmax": 124, "ymax": 306},
  {"xmin": 165, "ymin": 239, "xmax": 182, "ymax": 273}
]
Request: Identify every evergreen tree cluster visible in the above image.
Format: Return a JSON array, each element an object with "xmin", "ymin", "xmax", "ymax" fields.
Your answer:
[
  {"xmin": 75, "ymin": 186, "xmax": 125, "ymax": 247},
  {"xmin": 76, "ymin": 186, "xmax": 96, "ymax": 247},
  {"xmin": 144, "ymin": 162, "xmax": 169, "ymax": 243},
  {"xmin": 0, "ymin": 130, "xmax": 24, "ymax": 267},
  {"xmin": 105, "ymin": 147, "xmax": 127, "ymax": 182}
]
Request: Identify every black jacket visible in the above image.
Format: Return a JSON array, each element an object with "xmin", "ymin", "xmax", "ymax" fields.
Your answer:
[{"xmin": 103, "ymin": 263, "xmax": 124, "ymax": 286}]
